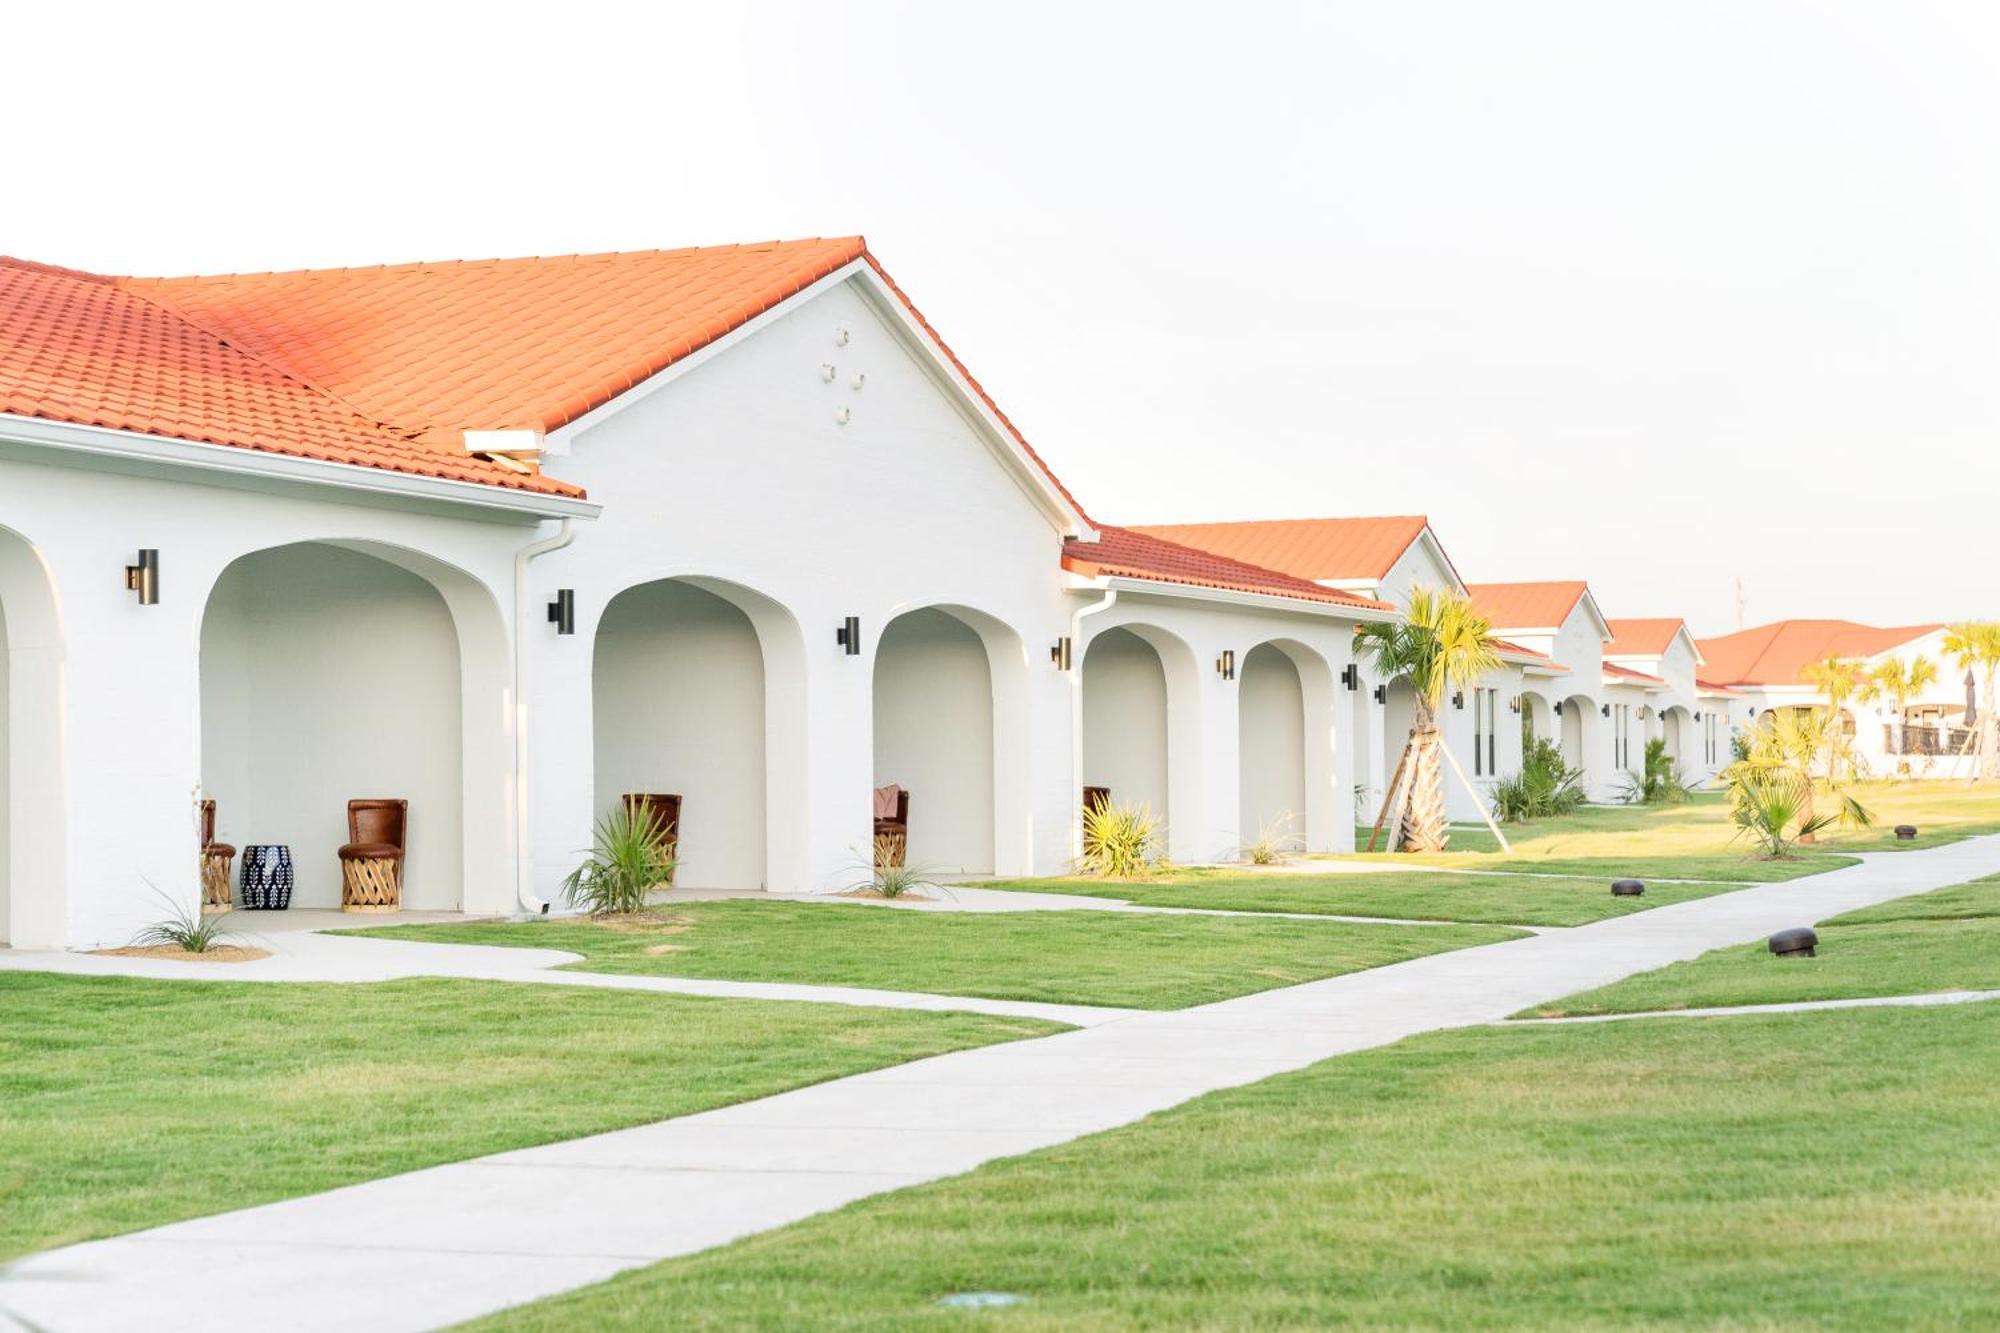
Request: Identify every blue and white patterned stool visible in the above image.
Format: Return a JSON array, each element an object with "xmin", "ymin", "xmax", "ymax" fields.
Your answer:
[{"xmin": 239, "ymin": 845, "xmax": 294, "ymax": 911}]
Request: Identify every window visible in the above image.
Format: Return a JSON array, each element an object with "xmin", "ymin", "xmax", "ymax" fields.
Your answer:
[
  {"xmin": 1472, "ymin": 687, "xmax": 1499, "ymax": 776},
  {"xmin": 1703, "ymin": 712, "xmax": 1718, "ymax": 766},
  {"xmin": 1613, "ymin": 704, "xmax": 1632, "ymax": 771}
]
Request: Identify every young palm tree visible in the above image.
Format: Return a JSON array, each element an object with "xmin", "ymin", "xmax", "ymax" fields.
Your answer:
[
  {"xmin": 1942, "ymin": 622, "xmax": 2000, "ymax": 780},
  {"xmin": 1801, "ymin": 655, "xmax": 1867, "ymax": 782},
  {"xmin": 1355, "ymin": 584, "xmax": 1501, "ymax": 853},
  {"xmin": 1726, "ymin": 707, "xmax": 1871, "ymax": 845},
  {"xmin": 1859, "ymin": 654, "xmax": 1938, "ymax": 759}
]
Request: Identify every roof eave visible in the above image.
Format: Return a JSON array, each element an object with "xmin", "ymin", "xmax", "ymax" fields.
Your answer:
[
  {"xmin": 1068, "ymin": 571, "xmax": 1399, "ymax": 622},
  {"xmin": 0, "ymin": 413, "xmax": 601, "ymax": 522}
]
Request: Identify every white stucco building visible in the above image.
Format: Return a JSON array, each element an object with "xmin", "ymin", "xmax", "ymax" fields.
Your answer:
[
  {"xmin": 1695, "ymin": 619, "xmax": 1968, "ymax": 778},
  {"xmin": 1603, "ymin": 618, "xmax": 1739, "ymax": 788},
  {"xmin": 1, "ymin": 240, "xmax": 1405, "ymax": 949}
]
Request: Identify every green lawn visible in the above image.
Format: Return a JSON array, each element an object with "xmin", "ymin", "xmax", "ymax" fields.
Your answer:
[
  {"xmin": 1519, "ymin": 873, "xmax": 2000, "ymax": 1018},
  {"xmin": 1333, "ymin": 782, "xmax": 2000, "ymax": 881},
  {"xmin": 975, "ymin": 867, "xmax": 1741, "ymax": 927},
  {"xmin": 352, "ymin": 901, "xmax": 1520, "ymax": 1010},
  {"xmin": 0, "ymin": 972, "xmax": 1061, "ymax": 1261},
  {"xmin": 473, "ymin": 1003, "xmax": 2000, "ymax": 1331}
]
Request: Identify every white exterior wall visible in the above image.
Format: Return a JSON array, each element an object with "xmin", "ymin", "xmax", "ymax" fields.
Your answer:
[
  {"xmin": 0, "ymin": 453, "xmax": 531, "ymax": 948},
  {"xmin": 1495, "ymin": 608, "xmax": 1611, "ymax": 799}
]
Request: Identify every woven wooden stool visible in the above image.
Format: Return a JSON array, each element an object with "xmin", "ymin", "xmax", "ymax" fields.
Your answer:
[
  {"xmin": 198, "ymin": 798, "xmax": 236, "ymax": 913},
  {"xmin": 339, "ymin": 798, "xmax": 407, "ymax": 913}
]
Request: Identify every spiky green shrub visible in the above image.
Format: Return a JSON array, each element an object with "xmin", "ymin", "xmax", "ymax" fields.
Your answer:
[
  {"xmin": 1080, "ymin": 800, "xmax": 1162, "ymax": 879},
  {"xmin": 1491, "ymin": 737, "xmax": 1586, "ymax": 823},
  {"xmin": 133, "ymin": 888, "xmax": 234, "ymax": 952},
  {"xmin": 563, "ymin": 802, "xmax": 677, "ymax": 915}
]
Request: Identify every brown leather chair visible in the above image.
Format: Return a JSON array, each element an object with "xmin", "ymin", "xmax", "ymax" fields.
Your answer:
[
  {"xmin": 873, "ymin": 785, "xmax": 910, "ymax": 868},
  {"xmin": 199, "ymin": 799, "xmax": 236, "ymax": 912},
  {"xmin": 339, "ymin": 799, "xmax": 408, "ymax": 913},
  {"xmin": 621, "ymin": 793, "xmax": 681, "ymax": 885}
]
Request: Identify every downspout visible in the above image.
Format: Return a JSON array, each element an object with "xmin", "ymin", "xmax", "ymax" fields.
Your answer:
[
  {"xmin": 1067, "ymin": 583, "xmax": 1119, "ymax": 862},
  {"xmin": 513, "ymin": 518, "xmax": 576, "ymax": 916}
]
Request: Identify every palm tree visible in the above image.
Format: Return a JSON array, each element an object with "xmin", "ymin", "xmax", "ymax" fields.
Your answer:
[
  {"xmin": 1355, "ymin": 584, "xmax": 1501, "ymax": 853},
  {"xmin": 1859, "ymin": 654, "xmax": 1938, "ymax": 760},
  {"xmin": 1801, "ymin": 655, "xmax": 1866, "ymax": 782},
  {"xmin": 1942, "ymin": 622, "xmax": 2000, "ymax": 780},
  {"xmin": 1724, "ymin": 708, "xmax": 1872, "ymax": 847}
]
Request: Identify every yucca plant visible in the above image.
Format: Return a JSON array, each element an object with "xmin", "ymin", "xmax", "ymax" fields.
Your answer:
[
  {"xmin": 1355, "ymin": 585, "xmax": 1502, "ymax": 852},
  {"xmin": 1242, "ymin": 811, "xmax": 1301, "ymax": 865},
  {"xmin": 562, "ymin": 801, "xmax": 677, "ymax": 916},
  {"xmin": 134, "ymin": 886, "xmax": 235, "ymax": 952},
  {"xmin": 849, "ymin": 840, "xmax": 938, "ymax": 899},
  {"xmin": 1079, "ymin": 800, "xmax": 1161, "ymax": 878}
]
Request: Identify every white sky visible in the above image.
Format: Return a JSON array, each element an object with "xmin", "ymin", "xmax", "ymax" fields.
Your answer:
[{"xmin": 11, "ymin": 1, "xmax": 1996, "ymax": 635}]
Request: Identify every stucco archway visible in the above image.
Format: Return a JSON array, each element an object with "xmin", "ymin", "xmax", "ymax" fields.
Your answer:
[
  {"xmin": 1239, "ymin": 639, "xmax": 1337, "ymax": 854},
  {"xmin": 871, "ymin": 604, "xmax": 1030, "ymax": 876},
  {"xmin": 0, "ymin": 524, "xmax": 64, "ymax": 947},
  {"xmin": 1559, "ymin": 693, "xmax": 1596, "ymax": 775},
  {"xmin": 1520, "ymin": 690, "xmax": 1554, "ymax": 747},
  {"xmin": 1080, "ymin": 623, "xmax": 1203, "ymax": 861},
  {"xmin": 1661, "ymin": 705, "xmax": 1692, "ymax": 765},
  {"xmin": 592, "ymin": 575, "xmax": 810, "ymax": 892},
  {"xmin": 199, "ymin": 540, "xmax": 509, "ymax": 913}
]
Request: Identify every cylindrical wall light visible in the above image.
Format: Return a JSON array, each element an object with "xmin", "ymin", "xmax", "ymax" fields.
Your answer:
[
  {"xmin": 1340, "ymin": 664, "xmax": 1359, "ymax": 691},
  {"xmin": 1050, "ymin": 636, "xmax": 1073, "ymax": 671},
  {"xmin": 1216, "ymin": 649, "xmax": 1236, "ymax": 681},
  {"xmin": 125, "ymin": 548, "xmax": 159, "ymax": 605},
  {"xmin": 1452, "ymin": 691, "xmax": 1465, "ymax": 710},
  {"xmin": 547, "ymin": 589, "xmax": 576, "ymax": 636},
  {"xmin": 1373, "ymin": 684, "xmax": 1387, "ymax": 705},
  {"xmin": 835, "ymin": 615, "xmax": 861, "ymax": 656}
]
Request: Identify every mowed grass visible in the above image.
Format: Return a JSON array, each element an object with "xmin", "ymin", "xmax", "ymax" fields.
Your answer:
[
  {"xmin": 0, "ymin": 972, "xmax": 1062, "ymax": 1260},
  {"xmin": 1521, "ymin": 873, "xmax": 2000, "ymax": 1017},
  {"xmin": 1335, "ymin": 781, "xmax": 2000, "ymax": 881},
  {"xmin": 473, "ymin": 1004, "xmax": 2000, "ymax": 1331},
  {"xmin": 976, "ymin": 867, "xmax": 1740, "ymax": 927},
  {"xmin": 354, "ymin": 901, "xmax": 1520, "ymax": 1010}
]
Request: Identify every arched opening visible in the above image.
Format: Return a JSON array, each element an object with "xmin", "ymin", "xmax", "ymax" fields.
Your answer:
[
  {"xmin": 593, "ymin": 576, "xmax": 808, "ymax": 891},
  {"xmin": 1661, "ymin": 705, "xmax": 1691, "ymax": 765},
  {"xmin": 1239, "ymin": 643, "xmax": 1305, "ymax": 846},
  {"xmin": 1081, "ymin": 623, "xmax": 1202, "ymax": 857},
  {"xmin": 871, "ymin": 605, "xmax": 1028, "ymax": 875},
  {"xmin": 1521, "ymin": 690, "xmax": 1554, "ymax": 748},
  {"xmin": 0, "ymin": 524, "xmax": 64, "ymax": 947},
  {"xmin": 200, "ymin": 541, "xmax": 504, "ymax": 912},
  {"xmin": 1560, "ymin": 694, "xmax": 1594, "ymax": 772}
]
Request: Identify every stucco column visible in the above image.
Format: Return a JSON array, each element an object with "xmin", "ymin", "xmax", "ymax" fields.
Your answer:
[
  {"xmin": 524, "ymin": 595, "xmax": 598, "ymax": 909},
  {"xmin": 1192, "ymin": 659, "xmax": 1237, "ymax": 863},
  {"xmin": 804, "ymin": 613, "xmax": 873, "ymax": 892}
]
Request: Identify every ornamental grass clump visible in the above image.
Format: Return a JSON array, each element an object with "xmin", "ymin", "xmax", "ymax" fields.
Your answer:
[
  {"xmin": 563, "ymin": 801, "xmax": 677, "ymax": 916},
  {"xmin": 1080, "ymin": 800, "xmax": 1162, "ymax": 879},
  {"xmin": 851, "ymin": 841, "xmax": 938, "ymax": 899},
  {"xmin": 134, "ymin": 888, "xmax": 235, "ymax": 953},
  {"xmin": 1242, "ymin": 811, "xmax": 1301, "ymax": 865}
]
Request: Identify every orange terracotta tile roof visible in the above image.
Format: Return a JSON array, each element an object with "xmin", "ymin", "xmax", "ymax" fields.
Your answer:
[
  {"xmin": 1696, "ymin": 678, "xmax": 1741, "ymax": 696},
  {"xmin": 1603, "ymin": 661, "xmax": 1667, "ymax": 686},
  {"xmin": 1063, "ymin": 526, "xmax": 1391, "ymax": 611},
  {"xmin": 1124, "ymin": 515, "xmax": 1435, "ymax": 583},
  {"xmin": 1694, "ymin": 620, "xmax": 1942, "ymax": 686},
  {"xmin": 1465, "ymin": 580, "xmax": 1591, "ymax": 631},
  {"xmin": 1605, "ymin": 617, "xmax": 1688, "ymax": 657},
  {"xmin": 0, "ymin": 256, "xmax": 580, "ymax": 496}
]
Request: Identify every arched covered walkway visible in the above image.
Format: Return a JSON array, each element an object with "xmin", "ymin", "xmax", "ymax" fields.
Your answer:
[
  {"xmin": 199, "ymin": 540, "xmax": 509, "ymax": 912},
  {"xmin": 1080, "ymin": 623, "xmax": 1202, "ymax": 861},
  {"xmin": 1238, "ymin": 639, "xmax": 1337, "ymax": 853},
  {"xmin": 592, "ymin": 575, "xmax": 809, "ymax": 892},
  {"xmin": 0, "ymin": 524, "xmax": 63, "ymax": 946},
  {"xmin": 871, "ymin": 604, "xmax": 1030, "ymax": 876}
]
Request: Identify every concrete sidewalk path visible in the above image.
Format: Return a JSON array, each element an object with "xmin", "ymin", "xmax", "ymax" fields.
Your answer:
[{"xmin": 11, "ymin": 836, "xmax": 2000, "ymax": 1333}]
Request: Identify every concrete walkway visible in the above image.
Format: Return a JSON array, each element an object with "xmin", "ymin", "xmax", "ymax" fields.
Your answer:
[
  {"xmin": 1506, "ymin": 987, "xmax": 2000, "ymax": 1024},
  {"xmin": 9, "ymin": 834, "xmax": 1999, "ymax": 1333}
]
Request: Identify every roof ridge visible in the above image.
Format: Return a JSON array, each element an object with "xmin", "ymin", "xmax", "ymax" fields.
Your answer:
[
  {"xmin": 113, "ymin": 237, "xmax": 870, "ymax": 286},
  {"xmin": 1131, "ymin": 513, "xmax": 1429, "ymax": 529},
  {"xmin": 0, "ymin": 256, "xmax": 115, "ymax": 284}
]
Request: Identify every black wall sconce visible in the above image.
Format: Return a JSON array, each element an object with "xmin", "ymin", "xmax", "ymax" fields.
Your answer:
[
  {"xmin": 1693, "ymin": 710, "xmax": 1703, "ymax": 721},
  {"xmin": 1509, "ymin": 694, "xmax": 1522, "ymax": 714},
  {"xmin": 1373, "ymin": 684, "xmax": 1387, "ymax": 704},
  {"xmin": 1216, "ymin": 649, "xmax": 1236, "ymax": 681},
  {"xmin": 835, "ymin": 615, "xmax": 861, "ymax": 656},
  {"xmin": 1050, "ymin": 636, "xmax": 1073, "ymax": 671},
  {"xmin": 1340, "ymin": 663, "xmax": 1359, "ymax": 691},
  {"xmin": 1601, "ymin": 703, "xmax": 1611, "ymax": 717},
  {"xmin": 1452, "ymin": 691, "xmax": 1465, "ymax": 710},
  {"xmin": 546, "ymin": 589, "xmax": 576, "ymax": 636},
  {"xmin": 124, "ymin": 548, "xmax": 159, "ymax": 605},
  {"xmin": 1748, "ymin": 706, "xmax": 1758, "ymax": 717},
  {"xmin": 1554, "ymin": 700, "xmax": 1564, "ymax": 716}
]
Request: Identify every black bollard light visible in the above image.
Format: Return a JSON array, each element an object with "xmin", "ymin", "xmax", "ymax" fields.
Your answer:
[
  {"xmin": 1610, "ymin": 879, "xmax": 1645, "ymax": 897},
  {"xmin": 1768, "ymin": 927, "xmax": 1818, "ymax": 958}
]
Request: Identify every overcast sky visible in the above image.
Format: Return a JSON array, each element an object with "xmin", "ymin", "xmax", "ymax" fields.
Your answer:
[{"xmin": 12, "ymin": 1, "xmax": 1995, "ymax": 634}]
